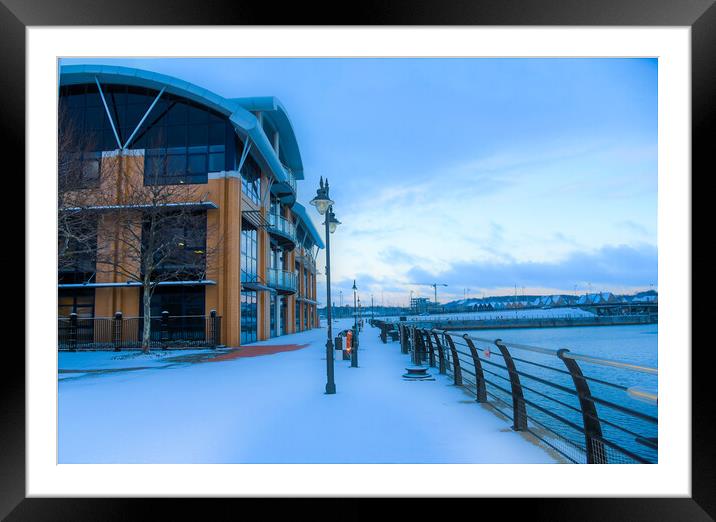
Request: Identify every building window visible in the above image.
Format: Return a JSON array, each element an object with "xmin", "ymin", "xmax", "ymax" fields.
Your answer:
[
  {"xmin": 241, "ymin": 291, "xmax": 258, "ymax": 344},
  {"xmin": 58, "ymin": 288, "xmax": 95, "ymax": 318},
  {"xmin": 142, "ymin": 211, "xmax": 207, "ymax": 280},
  {"xmin": 58, "ymin": 83, "xmax": 235, "ymax": 186},
  {"xmin": 295, "ymin": 299, "xmax": 300, "ymax": 331},
  {"xmin": 270, "ymin": 294, "xmax": 277, "ymax": 337},
  {"xmin": 240, "ymin": 148, "xmax": 261, "ymax": 205},
  {"xmin": 241, "ymin": 222, "xmax": 258, "ymax": 283},
  {"xmin": 140, "ymin": 285, "xmax": 206, "ymax": 340},
  {"xmin": 142, "ymin": 285, "xmax": 205, "ymax": 317}
]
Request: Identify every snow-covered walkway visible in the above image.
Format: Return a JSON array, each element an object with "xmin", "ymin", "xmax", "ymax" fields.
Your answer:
[{"xmin": 58, "ymin": 318, "xmax": 557, "ymax": 463}]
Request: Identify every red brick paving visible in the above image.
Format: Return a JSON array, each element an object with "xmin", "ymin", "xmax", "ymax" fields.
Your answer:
[{"xmin": 206, "ymin": 343, "xmax": 310, "ymax": 362}]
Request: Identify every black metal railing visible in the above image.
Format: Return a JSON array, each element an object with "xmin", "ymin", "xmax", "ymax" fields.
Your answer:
[
  {"xmin": 373, "ymin": 319, "xmax": 657, "ymax": 464},
  {"xmin": 58, "ymin": 310, "xmax": 222, "ymax": 351}
]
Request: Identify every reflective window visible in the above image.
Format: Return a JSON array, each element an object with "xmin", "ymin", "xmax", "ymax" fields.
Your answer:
[
  {"xmin": 141, "ymin": 211, "xmax": 207, "ymax": 280},
  {"xmin": 241, "ymin": 291, "xmax": 257, "ymax": 344},
  {"xmin": 58, "ymin": 83, "xmax": 236, "ymax": 186},
  {"xmin": 241, "ymin": 222, "xmax": 258, "ymax": 283},
  {"xmin": 240, "ymin": 149, "xmax": 261, "ymax": 204}
]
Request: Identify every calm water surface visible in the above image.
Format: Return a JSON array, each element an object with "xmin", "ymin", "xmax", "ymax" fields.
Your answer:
[{"xmin": 459, "ymin": 324, "xmax": 657, "ymax": 463}]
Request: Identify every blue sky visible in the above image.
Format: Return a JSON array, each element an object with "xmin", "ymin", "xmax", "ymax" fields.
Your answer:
[{"xmin": 61, "ymin": 58, "xmax": 658, "ymax": 306}]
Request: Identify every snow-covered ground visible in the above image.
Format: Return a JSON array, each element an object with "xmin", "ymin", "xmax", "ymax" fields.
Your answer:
[
  {"xmin": 58, "ymin": 318, "xmax": 558, "ymax": 464},
  {"xmin": 391, "ymin": 307, "xmax": 596, "ymax": 322}
]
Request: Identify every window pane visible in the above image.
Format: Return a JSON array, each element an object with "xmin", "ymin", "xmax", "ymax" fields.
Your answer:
[
  {"xmin": 82, "ymin": 158, "xmax": 100, "ymax": 181},
  {"xmin": 209, "ymin": 123, "xmax": 225, "ymax": 145},
  {"xmin": 188, "ymin": 105, "xmax": 208, "ymax": 124},
  {"xmin": 208, "ymin": 152, "xmax": 225, "ymax": 172},
  {"xmin": 188, "ymin": 125, "xmax": 208, "ymax": 147},
  {"xmin": 167, "ymin": 125, "xmax": 187, "ymax": 148},
  {"xmin": 167, "ymin": 154, "xmax": 187, "ymax": 175},
  {"xmin": 188, "ymin": 154, "xmax": 206, "ymax": 174},
  {"xmin": 165, "ymin": 102, "xmax": 187, "ymax": 125},
  {"xmin": 84, "ymin": 106, "xmax": 104, "ymax": 129},
  {"xmin": 103, "ymin": 129, "xmax": 118, "ymax": 150}
]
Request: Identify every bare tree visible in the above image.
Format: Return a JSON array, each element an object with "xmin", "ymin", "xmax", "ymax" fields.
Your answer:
[
  {"xmin": 96, "ymin": 152, "xmax": 221, "ymax": 352},
  {"xmin": 57, "ymin": 106, "xmax": 101, "ymax": 276},
  {"xmin": 58, "ymin": 125, "xmax": 223, "ymax": 352}
]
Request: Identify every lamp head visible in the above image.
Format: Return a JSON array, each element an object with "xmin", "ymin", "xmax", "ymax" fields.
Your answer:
[
  {"xmin": 309, "ymin": 176, "xmax": 334, "ymax": 215},
  {"xmin": 324, "ymin": 208, "xmax": 341, "ymax": 234}
]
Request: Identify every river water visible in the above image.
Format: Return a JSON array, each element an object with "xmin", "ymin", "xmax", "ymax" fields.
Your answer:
[{"xmin": 458, "ymin": 324, "xmax": 658, "ymax": 463}]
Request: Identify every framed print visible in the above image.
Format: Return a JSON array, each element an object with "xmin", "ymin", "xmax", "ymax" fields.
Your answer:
[{"xmin": 6, "ymin": 0, "xmax": 713, "ymax": 518}]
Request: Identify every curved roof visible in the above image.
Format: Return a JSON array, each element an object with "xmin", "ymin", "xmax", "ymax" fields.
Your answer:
[
  {"xmin": 232, "ymin": 97, "xmax": 304, "ymax": 180},
  {"xmin": 59, "ymin": 64, "xmax": 294, "ymax": 186},
  {"xmin": 292, "ymin": 202, "xmax": 325, "ymax": 249}
]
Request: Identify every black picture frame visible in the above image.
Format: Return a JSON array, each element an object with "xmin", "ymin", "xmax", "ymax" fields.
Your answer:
[{"xmin": 5, "ymin": 0, "xmax": 710, "ymax": 518}]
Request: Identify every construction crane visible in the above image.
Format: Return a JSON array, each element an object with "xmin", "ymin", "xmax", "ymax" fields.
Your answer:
[{"xmin": 410, "ymin": 282, "xmax": 448, "ymax": 305}]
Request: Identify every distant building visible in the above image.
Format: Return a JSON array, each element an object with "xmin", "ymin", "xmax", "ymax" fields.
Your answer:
[{"xmin": 410, "ymin": 297, "xmax": 431, "ymax": 314}]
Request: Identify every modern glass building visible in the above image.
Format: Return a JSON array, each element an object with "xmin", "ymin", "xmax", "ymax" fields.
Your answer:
[{"xmin": 57, "ymin": 65, "xmax": 324, "ymax": 346}]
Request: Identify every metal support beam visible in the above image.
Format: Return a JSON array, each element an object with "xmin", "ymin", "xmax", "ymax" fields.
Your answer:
[
  {"xmin": 122, "ymin": 86, "xmax": 166, "ymax": 149},
  {"xmin": 237, "ymin": 139, "xmax": 252, "ymax": 176},
  {"xmin": 95, "ymin": 76, "xmax": 122, "ymax": 150}
]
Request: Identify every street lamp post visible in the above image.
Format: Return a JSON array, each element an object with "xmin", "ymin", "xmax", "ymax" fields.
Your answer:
[
  {"xmin": 309, "ymin": 177, "xmax": 340, "ymax": 395},
  {"xmin": 351, "ymin": 279, "xmax": 359, "ymax": 368}
]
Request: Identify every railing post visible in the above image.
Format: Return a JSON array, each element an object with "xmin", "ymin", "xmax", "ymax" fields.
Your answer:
[
  {"xmin": 68, "ymin": 312, "xmax": 78, "ymax": 352},
  {"xmin": 424, "ymin": 331, "xmax": 436, "ymax": 367},
  {"xmin": 380, "ymin": 323, "xmax": 388, "ymax": 344},
  {"xmin": 431, "ymin": 331, "xmax": 447, "ymax": 374},
  {"xmin": 210, "ymin": 309, "xmax": 218, "ymax": 348},
  {"xmin": 161, "ymin": 310, "xmax": 170, "ymax": 350},
  {"xmin": 557, "ymin": 349, "xmax": 607, "ymax": 464},
  {"xmin": 443, "ymin": 333, "xmax": 463, "ymax": 386},
  {"xmin": 494, "ymin": 339, "xmax": 527, "ymax": 431},
  {"xmin": 462, "ymin": 335, "xmax": 487, "ymax": 402},
  {"xmin": 399, "ymin": 324, "xmax": 409, "ymax": 354},
  {"xmin": 112, "ymin": 311, "xmax": 123, "ymax": 352},
  {"xmin": 415, "ymin": 329, "xmax": 426, "ymax": 366}
]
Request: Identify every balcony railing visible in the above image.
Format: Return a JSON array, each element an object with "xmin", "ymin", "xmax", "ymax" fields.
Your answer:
[
  {"xmin": 267, "ymin": 268, "xmax": 297, "ymax": 293},
  {"xmin": 267, "ymin": 213, "xmax": 297, "ymax": 246},
  {"xmin": 280, "ymin": 164, "xmax": 297, "ymax": 194}
]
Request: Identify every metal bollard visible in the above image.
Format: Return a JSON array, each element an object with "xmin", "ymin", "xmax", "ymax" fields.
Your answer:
[
  {"xmin": 112, "ymin": 311, "xmax": 123, "ymax": 352},
  {"xmin": 161, "ymin": 311, "xmax": 170, "ymax": 350},
  {"xmin": 68, "ymin": 312, "xmax": 78, "ymax": 352}
]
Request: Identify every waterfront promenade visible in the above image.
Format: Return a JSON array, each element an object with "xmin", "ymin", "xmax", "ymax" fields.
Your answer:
[{"xmin": 58, "ymin": 318, "xmax": 556, "ymax": 464}]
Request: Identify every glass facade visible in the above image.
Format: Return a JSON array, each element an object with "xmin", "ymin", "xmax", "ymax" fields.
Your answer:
[
  {"xmin": 270, "ymin": 294, "xmax": 277, "ymax": 337},
  {"xmin": 58, "ymin": 288, "xmax": 95, "ymax": 318},
  {"xmin": 241, "ymin": 291, "xmax": 257, "ymax": 344},
  {"xmin": 58, "ymin": 76, "xmax": 321, "ymax": 346},
  {"xmin": 241, "ymin": 220, "xmax": 259, "ymax": 344},
  {"xmin": 241, "ymin": 153, "xmax": 261, "ymax": 204},
  {"xmin": 58, "ymin": 83, "xmax": 238, "ymax": 185},
  {"xmin": 141, "ymin": 211, "xmax": 207, "ymax": 280},
  {"xmin": 241, "ymin": 223, "xmax": 258, "ymax": 283}
]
